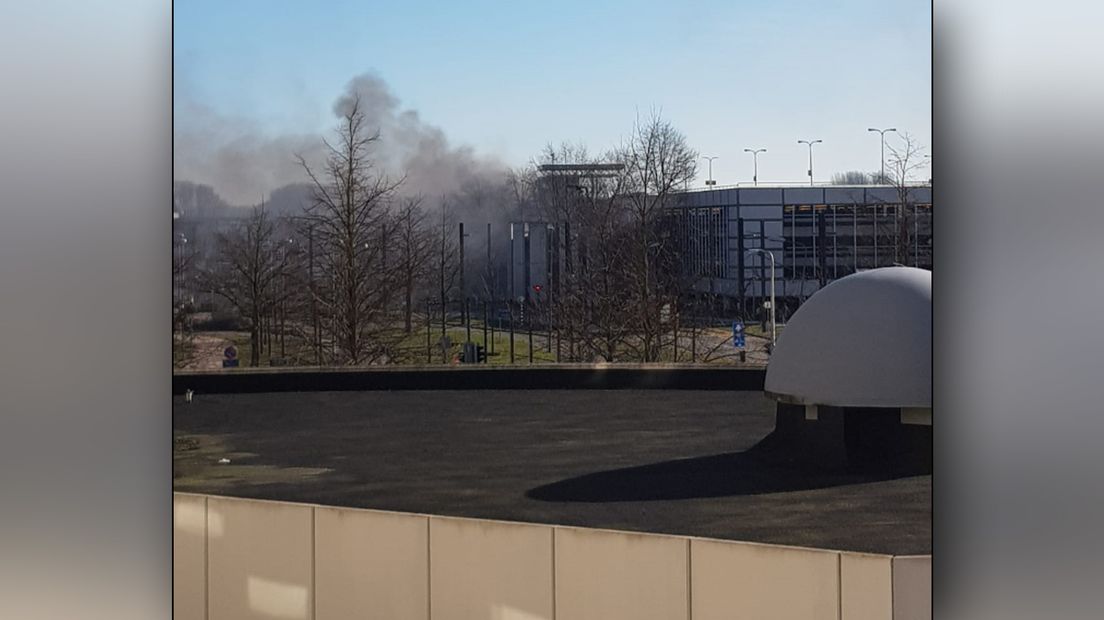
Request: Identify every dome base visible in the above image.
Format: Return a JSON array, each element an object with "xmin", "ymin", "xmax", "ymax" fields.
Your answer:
[{"xmin": 765, "ymin": 403, "xmax": 932, "ymax": 474}]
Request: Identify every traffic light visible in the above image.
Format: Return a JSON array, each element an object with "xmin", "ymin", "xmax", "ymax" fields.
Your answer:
[{"xmin": 476, "ymin": 344, "xmax": 487, "ymax": 363}]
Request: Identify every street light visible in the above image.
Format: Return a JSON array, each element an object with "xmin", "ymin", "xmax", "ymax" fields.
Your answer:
[
  {"xmin": 702, "ymin": 156, "xmax": 718, "ymax": 187},
  {"xmin": 867, "ymin": 128, "xmax": 897, "ymax": 183},
  {"xmin": 746, "ymin": 248, "xmax": 776, "ymax": 348},
  {"xmin": 743, "ymin": 148, "xmax": 766, "ymax": 186},
  {"xmin": 797, "ymin": 139, "xmax": 822, "ymax": 186}
]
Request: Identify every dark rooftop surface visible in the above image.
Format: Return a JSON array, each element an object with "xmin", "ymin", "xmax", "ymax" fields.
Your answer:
[{"xmin": 172, "ymin": 390, "xmax": 930, "ymax": 555}]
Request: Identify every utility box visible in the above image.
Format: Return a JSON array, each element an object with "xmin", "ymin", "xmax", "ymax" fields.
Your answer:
[{"xmin": 461, "ymin": 342, "xmax": 487, "ymax": 364}]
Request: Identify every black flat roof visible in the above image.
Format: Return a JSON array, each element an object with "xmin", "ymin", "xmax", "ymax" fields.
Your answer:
[{"xmin": 173, "ymin": 390, "xmax": 930, "ymax": 555}]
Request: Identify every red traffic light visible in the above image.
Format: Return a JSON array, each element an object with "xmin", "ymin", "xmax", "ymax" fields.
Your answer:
[{"xmin": 533, "ymin": 285, "xmax": 542, "ymax": 293}]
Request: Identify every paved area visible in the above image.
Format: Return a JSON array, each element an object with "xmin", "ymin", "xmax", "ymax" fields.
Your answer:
[{"xmin": 173, "ymin": 390, "xmax": 930, "ymax": 554}]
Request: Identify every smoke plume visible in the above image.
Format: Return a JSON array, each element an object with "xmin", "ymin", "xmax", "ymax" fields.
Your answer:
[{"xmin": 173, "ymin": 72, "xmax": 508, "ymax": 209}]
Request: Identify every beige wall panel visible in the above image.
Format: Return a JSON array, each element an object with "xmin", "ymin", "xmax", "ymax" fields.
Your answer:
[
  {"xmin": 892, "ymin": 556, "xmax": 931, "ymax": 620},
  {"xmin": 174, "ymin": 493, "xmax": 208, "ymax": 620},
  {"xmin": 429, "ymin": 517, "xmax": 554, "ymax": 620},
  {"xmin": 841, "ymin": 553, "xmax": 893, "ymax": 620},
  {"xmin": 554, "ymin": 527, "xmax": 688, "ymax": 620},
  {"xmin": 314, "ymin": 507, "xmax": 428, "ymax": 620},
  {"xmin": 207, "ymin": 497, "xmax": 313, "ymax": 620},
  {"xmin": 692, "ymin": 539, "xmax": 840, "ymax": 620}
]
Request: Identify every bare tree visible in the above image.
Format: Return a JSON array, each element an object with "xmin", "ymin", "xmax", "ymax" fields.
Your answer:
[
  {"xmin": 392, "ymin": 195, "xmax": 433, "ymax": 333},
  {"xmin": 429, "ymin": 199, "xmax": 462, "ymax": 360},
  {"xmin": 172, "ymin": 231, "xmax": 196, "ymax": 367},
  {"xmin": 575, "ymin": 198, "xmax": 635, "ymax": 361},
  {"xmin": 296, "ymin": 94, "xmax": 404, "ymax": 364},
  {"xmin": 885, "ymin": 132, "xmax": 928, "ymax": 266},
  {"xmin": 614, "ymin": 111, "xmax": 698, "ymax": 361},
  {"xmin": 201, "ymin": 203, "xmax": 292, "ymax": 366},
  {"xmin": 831, "ymin": 170, "xmax": 874, "ymax": 185}
]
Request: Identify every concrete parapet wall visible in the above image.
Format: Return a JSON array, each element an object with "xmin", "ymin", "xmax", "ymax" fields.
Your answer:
[
  {"xmin": 554, "ymin": 526, "xmax": 688, "ymax": 620},
  {"xmin": 173, "ymin": 492, "xmax": 929, "ymax": 619},
  {"xmin": 173, "ymin": 364, "xmax": 766, "ymax": 395},
  {"xmin": 429, "ymin": 516, "xmax": 554, "ymax": 620},
  {"xmin": 206, "ymin": 495, "xmax": 314, "ymax": 620},
  {"xmin": 315, "ymin": 506, "xmax": 429, "ymax": 620},
  {"xmin": 691, "ymin": 538, "xmax": 840, "ymax": 620},
  {"xmin": 892, "ymin": 556, "xmax": 933, "ymax": 620}
]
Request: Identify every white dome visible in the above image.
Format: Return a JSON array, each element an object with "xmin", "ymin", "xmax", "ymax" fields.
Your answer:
[{"xmin": 764, "ymin": 267, "xmax": 931, "ymax": 408}]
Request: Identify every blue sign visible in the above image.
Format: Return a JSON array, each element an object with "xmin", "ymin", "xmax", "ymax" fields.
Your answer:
[{"xmin": 732, "ymin": 321, "xmax": 745, "ymax": 349}]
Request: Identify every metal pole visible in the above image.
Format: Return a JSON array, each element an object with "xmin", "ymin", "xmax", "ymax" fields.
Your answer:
[
  {"xmin": 691, "ymin": 310, "xmax": 697, "ymax": 362},
  {"xmin": 769, "ymin": 252, "xmax": 776, "ymax": 346},
  {"xmin": 808, "ymin": 144, "xmax": 813, "ymax": 186},
  {"xmin": 673, "ymin": 302, "xmax": 679, "ymax": 362},
  {"xmin": 546, "ymin": 224, "xmax": 554, "ymax": 353},
  {"xmin": 702, "ymin": 156, "xmax": 718, "ymax": 186},
  {"xmin": 309, "ymin": 227, "xmax": 319, "ymax": 363},
  {"xmin": 425, "ymin": 298, "xmax": 432, "ymax": 363},
  {"xmin": 509, "ymin": 301, "xmax": 515, "ymax": 364},
  {"xmin": 744, "ymin": 148, "xmax": 765, "ymax": 186},
  {"xmin": 799, "ymin": 140, "xmax": 821, "ymax": 186},
  {"xmin": 329, "ymin": 271, "xmax": 336, "ymax": 363},
  {"xmin": 874, "ymin": 205, "xmax": 879, "ymax": 267},
  {"xmin": 440, "ymin": 297, "xmax": 446, "ymax": 365},
  {"xmin": 459, "ymin": 222, "xmax": 466, "ymax": 326},
  {"xmin": 747, "ymin": 248, "xmax": 777, "ymax": 349},
  {"xmin": 853, "ymin": 207, "xmax": 858, "ymax": 272},
  {"xmin": 868, "ymin": 128, "xmax": 897, "ymax": 183},
  {"xmin": 914, "ymin": 203, "xmax": 920, "ymax": 266},
  {"xmin": 509, "ymin": 223, "xmax": 515, "ymax": 301},
  {"xmin": 523, "ymin": 224, "xmax": 531, "ymax": 304}
]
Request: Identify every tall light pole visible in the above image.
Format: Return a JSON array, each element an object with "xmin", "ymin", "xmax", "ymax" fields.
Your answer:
[
  {"xmin": 702, "ymin": 156, "xmax": 718, "ymax": 187},
  {"xmin": 798, "ymin": 139, "xmax": 822, "ymax": 186},
  {"xmin": 743, "ymin": 148, "xmax": 766, "ymax": 186},
  {"xmin": 174, "ymin": 233, "xmax": 188, "ymax": 344},
  {"xmin": 867, "ymin": 127, "xmax": 897, "ymax": 183},
  {"xmin": 746, "ymin": 248, "xmax": 776, "ymax": 348}
]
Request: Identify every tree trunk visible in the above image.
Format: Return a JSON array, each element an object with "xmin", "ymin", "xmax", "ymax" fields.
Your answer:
[
  {"xmin": 250, "ymin": 320, "xmax": 260, "ymax": 366},
  {"xmin": 404, "ymin": 278, "xmax": 413, "ymax": 333}
]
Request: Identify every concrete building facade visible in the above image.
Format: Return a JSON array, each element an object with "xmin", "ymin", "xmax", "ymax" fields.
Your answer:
[{"xmin": 669, "ymin": 184, "xmax": 932, "ymax": 319}]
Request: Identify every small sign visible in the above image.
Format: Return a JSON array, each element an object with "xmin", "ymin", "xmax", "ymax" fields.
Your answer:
[
  {"xmin": 762, "ymin": 301, "xmax": 772, "ymax": 310},
  {"xmin": 732, "ymin": 321, "xmax": 745, "ymax": 349},
  {"xmin": 222, "ymin": 359, "xmax": 239, "ymax": 368},
  {"xmin": 223, "ymin": 345, "xmax": 238, "ymax": 360}
]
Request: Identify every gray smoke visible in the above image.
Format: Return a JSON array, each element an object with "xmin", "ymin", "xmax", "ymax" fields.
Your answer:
[
  {"xmin": 174, "ymin": 72, "xmax": 510, "ymax": 212},
  {"xmin": 173, "ymin": 100, "xmax": 320, "ymax": 207}
]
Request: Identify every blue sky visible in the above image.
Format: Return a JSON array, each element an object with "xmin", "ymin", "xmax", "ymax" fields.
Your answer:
[{"xmin": 174, "ymin": 0, "xmax": 930, "ymax": 186}]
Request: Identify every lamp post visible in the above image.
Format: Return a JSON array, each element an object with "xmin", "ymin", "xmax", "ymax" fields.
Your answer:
[
  {"xmin": 746, "ymin": 248, "xmax": 776, "ymax": 348},
  {"xmin": 702, "ymin": 156, "xmax": 718, "ymax": 187},
  {"xmin": 174, "ymin": 233, "xmax": 188, "ymax": 344},
  {"xmin": 743, "ymin": 148, "xmax": 766, "ymax": 186},
  {"xmin": 798, "ymin": 139, "xmax": 822, "ymax": 186},
  {"xmin": 867, "ymin": 128, "xmax": 897, "ymax": 183}
]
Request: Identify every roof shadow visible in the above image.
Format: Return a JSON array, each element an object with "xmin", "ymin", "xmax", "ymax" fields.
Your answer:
[{"xmin": 525, "ymin": 435, "xmax": 921, "ymax": 502}]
